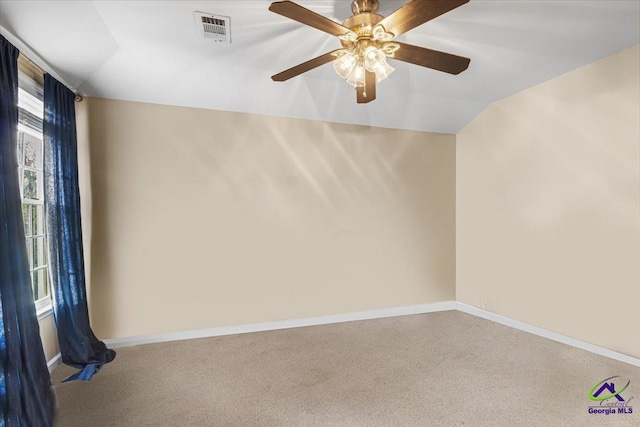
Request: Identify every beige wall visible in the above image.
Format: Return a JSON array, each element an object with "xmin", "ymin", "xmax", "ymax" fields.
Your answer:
[
  {"xmin": 38, "ymin": 313, "xmax": 58, "ymax": 363},
  {"xmin": 457, "ymin": 45, "xmax": 640, "ymax": 358},
  {"xmin": 86, "ymin": 98, "xmax": 456, "ymax": 339}
]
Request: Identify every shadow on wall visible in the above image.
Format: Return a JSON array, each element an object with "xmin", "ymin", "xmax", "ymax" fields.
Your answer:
[
  {"xmin": 85, "ymin": 99, "xmax": 456, "ymax": 339},
  {"xmin": 83, "ymin": 98, "xmax": 118, "ymax": 338},
  {"xmin": 325, "ymin": 121, "xmax": 456, "ymax": 290}
]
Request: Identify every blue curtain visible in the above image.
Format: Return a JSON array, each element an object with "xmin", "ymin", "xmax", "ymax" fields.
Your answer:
[
  {"xmin": 0, "ymin": 34, "xmax": 56, "ymax": 426},
  {"xmin": 44, "ymin": 75, "xmax": 115, "ymax": 382}
]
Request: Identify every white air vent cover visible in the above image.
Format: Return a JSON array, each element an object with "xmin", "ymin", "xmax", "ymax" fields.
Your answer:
[{"xmin": 194, "ymin": 11, "xmax": 231, "ymax": 43}]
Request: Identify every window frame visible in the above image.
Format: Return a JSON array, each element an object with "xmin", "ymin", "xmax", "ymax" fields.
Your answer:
[{"xmin": 17, "ymin": 65, "xmax": 53, "ymax": 317}]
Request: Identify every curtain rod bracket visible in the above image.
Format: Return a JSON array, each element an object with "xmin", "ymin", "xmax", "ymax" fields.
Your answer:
[{"xmin": 74, "ymin": 94, "xmax": 83, "ymax": 102}]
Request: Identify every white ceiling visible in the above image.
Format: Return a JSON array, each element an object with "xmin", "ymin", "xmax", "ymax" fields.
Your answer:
[{"xmin": 1, "ymin": 1, "xmax": 639, "ymax": 134}]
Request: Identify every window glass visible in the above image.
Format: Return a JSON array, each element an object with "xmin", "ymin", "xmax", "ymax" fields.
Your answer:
[{"xmin": 17, "ymin": 55, "xmax": 49, "ymax": 306}]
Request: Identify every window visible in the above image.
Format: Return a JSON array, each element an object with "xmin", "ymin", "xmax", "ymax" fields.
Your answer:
[{"xmin": 17, "ymin": 55, "xmax": 50, "ymax": 312}]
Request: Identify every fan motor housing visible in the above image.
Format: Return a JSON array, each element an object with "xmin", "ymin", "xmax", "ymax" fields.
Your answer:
[
  {"xmin": 351, "ymin": 0, "xmax": 379, "ymax": 14},
  {"xmin": 342, "ymin": 13, "xmax": 385, "ymax": 45}
]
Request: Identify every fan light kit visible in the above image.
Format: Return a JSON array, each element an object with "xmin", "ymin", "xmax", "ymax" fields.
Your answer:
[{"xmin": 269, "ymin": 0, "xmax": 471, "ymax": 103}]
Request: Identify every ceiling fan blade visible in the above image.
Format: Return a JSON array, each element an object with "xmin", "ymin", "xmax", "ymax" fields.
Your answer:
[
  {"xmin": 269, "ymin": 1, "xmax": 352, "ymax": 37},
  {"xmin": 389, "ymin": 42, "xmax": 470, "ymax": 75},
  {"xmin": 272, "ymin": 50, "xmax": 341, "ymax": 82},
  {"xmin": 357, "ymin": 71, "xmax": 376, "ymax": 103},
  {"xmin": 378, "ymin": 0, "xmax": 469, "ymax": 38}
]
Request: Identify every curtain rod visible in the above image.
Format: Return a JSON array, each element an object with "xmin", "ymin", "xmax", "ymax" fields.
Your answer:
[{"xmin": 1, "ymin": 26, "xmax": 83, "ymax": 101}]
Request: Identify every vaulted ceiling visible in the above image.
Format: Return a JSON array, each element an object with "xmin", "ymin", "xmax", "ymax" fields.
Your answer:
[{"xmin": 1, "ymin": 1, "xmax": 638, "ymax": 133}]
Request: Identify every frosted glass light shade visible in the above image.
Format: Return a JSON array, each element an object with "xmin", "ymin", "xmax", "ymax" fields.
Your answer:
[
  {"xmin": 363, "ymin": 47, "xmax": 395, "ymax": 83},
  {"xmin": 346, "ymin": 63, "xmax": 366, "ymax": 87},
  {"xmin": 372, "ymin": 60, "xmax": 395, "ymax": 83},
  {"xmin": 364, "ymin": 47, "xmax": 386, "ymax": 72},
  {"xmin": 364, "ymin": 47, "xmax": 395, "ymax": 83},
  {"xmin": 333, "ymin": 52, "xmax": 357, "ymax": 79},
  {"xmin": 335, "ymin": 47, "xmax": 395, "ymax": 87}
]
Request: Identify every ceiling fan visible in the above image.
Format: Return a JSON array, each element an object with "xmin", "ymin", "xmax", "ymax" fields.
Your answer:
[{"xmin": 269, "ymin": 0, "xmax": 470, "ymax": 104}]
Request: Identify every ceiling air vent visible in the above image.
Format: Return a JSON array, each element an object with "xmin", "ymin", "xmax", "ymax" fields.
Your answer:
[{"xmin": 194, "ymin": 11, "xmax": 231, "ymax": 43}]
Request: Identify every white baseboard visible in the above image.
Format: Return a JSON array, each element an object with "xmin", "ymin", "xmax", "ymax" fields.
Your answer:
[
  {"xmin": 104, "ymin": 301, "xmax": 457, "ymax": 349},
  {"xmin": 96, "ymin": 300, "xmax": 640, "ymax": 369},
  {"xmin": 455, "ymin": 302, "xmax": 640, "ymax": 368},
  {"xmin": 47, "ymin": 353, "xmax": 62, "ymax": 373}
]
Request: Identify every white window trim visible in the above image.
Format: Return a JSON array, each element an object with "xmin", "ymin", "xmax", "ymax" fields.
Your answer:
[
  {"xmin": 36, "ymin": 297, "xmax": 53, "ymax": 319},
  {"xmin": 18, "ymin": 71, "xmax": 53, "ymax": 316}
]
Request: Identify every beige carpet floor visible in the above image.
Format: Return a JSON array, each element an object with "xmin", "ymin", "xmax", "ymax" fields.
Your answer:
[{"xmin": 51, "ymin": 311, "xmax": 639, "ymax": 426}]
